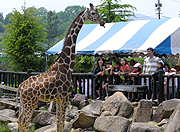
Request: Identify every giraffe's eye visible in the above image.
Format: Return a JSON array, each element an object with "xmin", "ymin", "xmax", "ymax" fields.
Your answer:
[{"xmin": 91, "ymin": 12, "xmax": 95, "ymax": 15}]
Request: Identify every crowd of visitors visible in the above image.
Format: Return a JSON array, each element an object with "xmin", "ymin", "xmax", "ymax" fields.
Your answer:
[{"xmin": 91, "ymin": 47, "xmax": 179, "ymax": 102}]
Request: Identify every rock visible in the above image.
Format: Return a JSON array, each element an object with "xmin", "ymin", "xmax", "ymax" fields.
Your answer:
[
  {"xmin": 157, "ymin": 118, "xmax": 169, "ymax": 126},
  {"xmin": 132, "ymin": 99, "xmax": 152, "ymax": 122},
  {"xmin": 154, "ymin": 99, "xmax": 180, "ymax": 122},
  {"xmin": 0, "ymin": 109, "xmax": 15, "ymax": 117},
  {"xmin": 65, "ymin": 105, "xmax": 79, "ymax": 119},
  {"xmin": 72, "ymin": 112, "xmax": 96, "ymax": 129},
  {"xmin": 48, "ymin": 101, "xmax": 56, "ymax": 112},
  {"xmin": 0, "ymin": 106, "xmax": 5, "ymax": 110},
  {"xmin": 33, "ymin": 111, "xmax": 56, "ymax": 128},
  {"xmin": 35, "ymin": 121, "xmax": 72, "ymax": 132},
  {"xmin": 71, "ymin": 128, "xmax": 83, "ymax": 132},
  {"xmin": 127, "ymin": 122, "xmax": 161, "ymax": 132},
  {"xmin": 94, "ymin": 116, "xmax": 131, "ymax": 132},
  {"xmin": 8, "ymin": 122, "xmax": 34, "ymax": 132},
  {"xmin": 100, "ymin": 111, "xmax": 112, "ymax": 116},
  {"xmin": 71, "ymin": 94, "xmax": 89, "ymax": 109},
  {"xmin": 101, "ymin": 92, "xmax": 133, "ymax": 118},
  {"xmin": 81, "ymin": 100, "xmax": 103, "ymax": 116},
  {"xmin": 31, "ymin": 110, "xmax": 44, "ymax": 122},
  {"xmin": 36, "ymin": 101, "xmax": 47, "ymax": 109},
  {"xmin": 7, "ymin": 123, "xmax": 18, "ymax": 132},
  {"xmin": 164, "ymin": 103, "xmax": 180, "ymax": 132}
]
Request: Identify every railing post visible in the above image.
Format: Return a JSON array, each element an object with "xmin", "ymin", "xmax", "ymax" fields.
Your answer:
[
  {"xmin": 27, "ymin": 69, "xmax": 32, "ymax": 79},
  {"xmin": 158, "ymin": 69, "xmax": 164, "ymax": 103}
]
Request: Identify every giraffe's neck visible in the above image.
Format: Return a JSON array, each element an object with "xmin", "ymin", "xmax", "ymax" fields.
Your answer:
[{"xmin": 48, "ymin": 9, "xmax": 87, "ymax": 72}]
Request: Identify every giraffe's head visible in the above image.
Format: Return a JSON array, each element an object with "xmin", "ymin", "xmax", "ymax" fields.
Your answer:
[{"xmin": 86, "ymin": 3, "xmax": 105, "ymax": 27}]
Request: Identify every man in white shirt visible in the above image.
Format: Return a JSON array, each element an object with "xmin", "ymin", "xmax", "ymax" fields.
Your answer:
[
  {"xmin": 143, "ymin": 47, "xmax": 159, "ymax": 74},
  {"xmin": 142, "ymin": 47, "xmax": 159, "ymax": 100}
]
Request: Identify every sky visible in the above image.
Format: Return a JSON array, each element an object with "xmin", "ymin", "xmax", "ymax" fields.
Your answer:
[{"xmin": 1, "ymin": 0, "xmax": 180, "ymax": 19}]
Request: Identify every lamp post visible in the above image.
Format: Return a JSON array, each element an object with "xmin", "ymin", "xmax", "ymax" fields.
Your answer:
[{"xmin": 155, "ymin": 0, "xmax": 162, "ymax": 19}]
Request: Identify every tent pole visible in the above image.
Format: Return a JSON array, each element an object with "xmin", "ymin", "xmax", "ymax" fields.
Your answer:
[
  {"xmin": 93, "ymin": 56, "xmax": 95, "ymax": 69},
  {"xmin": 46, "ymin": 55, "xmax": 47, "ymax": 71}
]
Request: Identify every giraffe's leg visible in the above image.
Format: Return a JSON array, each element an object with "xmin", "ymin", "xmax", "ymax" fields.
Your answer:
[
  {"xmin": 19, "ymin": 99, "xmax": 38, "ymax": 132},
  {"xmin": 56, "ymin": 96, "xmax": 69, "ymax": 132},
  {"xmin": 17, "ymin": 95, "xmax": 24, "ymax": 132},
  {"xmin": 17, "ymin": 107, "xmax": 24, "ymax": 132}
]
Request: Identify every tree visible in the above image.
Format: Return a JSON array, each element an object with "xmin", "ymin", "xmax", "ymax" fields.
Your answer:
[
  {"xmin": 44, "ymin": 10, "xmax": 59, "ymax": 49},
  {"xmin": 97, "ymin": 0, "xmax": 136, "ymax": 22},
  {"xmin": 1, "ymin": 7, "xmax": 47, "ymax": 72}
]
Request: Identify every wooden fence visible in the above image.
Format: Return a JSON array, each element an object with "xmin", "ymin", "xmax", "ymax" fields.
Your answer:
[{"xmin": 0, "ymin": 70, "xmax": 179, "ymax": 101}]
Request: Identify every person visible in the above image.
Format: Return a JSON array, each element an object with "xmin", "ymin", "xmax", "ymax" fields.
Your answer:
[
  {"xmin": 103, "ymin": 61, "xmax": 112, "ymax": 97},
  {"xmin": 150, "ymin": 60, "xmax": 165, "ymax": 103},
  {"xmin": 164, "ymin": 63, "xmax": 171, "ymax": 100},
  {"xmin": 129, "ymin": 59, "xmax": 137, "ymax": 72},
  {"xmin": 142, "ymin": 47, "xmax": 159, "ymax": 99},
  {"xmin": 93, "ymin": 57, "xmax": 105, "ymax": 100},
  {"xmin": 120, "ymin": 58, "xmax": 130, "ymax": 83},
  {"xmin": 129, "ymin": 63, "xmax": 142, "ymax": 101},
  {"xmin": 165, "ymin": 68, "xmax": 177, "ymax": 99},
  {"xmin": 110, "ymin": 61, "xmax": 121, "ymax": 84},
  {"xmin": 143, "ymin": 47, "xmax": 159, "ymax": 74},
  {"xmin": 119, "ymin": 58, "xmax": 130, "ymax": 99}
]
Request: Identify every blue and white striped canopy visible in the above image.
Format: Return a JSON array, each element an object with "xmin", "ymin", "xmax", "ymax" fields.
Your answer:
[{"xmin": 46, "ymin": 18, "xmax": 180, "ymax": 55}]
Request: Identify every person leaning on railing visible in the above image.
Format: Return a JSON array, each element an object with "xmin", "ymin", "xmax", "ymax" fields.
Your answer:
[{"xmin": 93, "ymin": 57, "xmax": 106, "ymax": 100}]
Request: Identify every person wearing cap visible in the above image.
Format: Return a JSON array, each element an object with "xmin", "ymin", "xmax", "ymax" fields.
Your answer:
[
  {"xmin": 150, "ymin": 60, "xmax": 165, "ymax": 103},
  {"xmin": 129, "ymin": 63, "xmax": 142, "ymax": 101},
  {"xmin": 164, "ymin": 67, "xmax": 178, "ymax": 99}
]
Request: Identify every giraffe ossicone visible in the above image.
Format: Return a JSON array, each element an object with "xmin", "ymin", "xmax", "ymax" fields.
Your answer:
[{"xmin": 17, "ymin": 3, "xmax": 105, "ymax": 132}]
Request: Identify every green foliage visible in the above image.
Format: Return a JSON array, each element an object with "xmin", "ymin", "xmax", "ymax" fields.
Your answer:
[
  {"xmin": 45, "ymin": 10, "xmax": 59, "ymax": 49},
  {"xmin": 0, "ymin": 122, "xmax": 11, "ymax": 132},
  {"xmin": 97, "ymin": 0, "xmax": 136, "ymax": 22},
  {"xmin": 1, "ymin": 7, "xmax": 47, "ymax": 72},
  {"xmin": 74, "ymin": 55, "xmax": 94, "ymax": 73}
]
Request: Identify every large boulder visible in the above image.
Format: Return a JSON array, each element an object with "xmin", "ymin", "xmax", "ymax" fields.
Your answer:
[
  {"xmin": 101, "ymin": 92, "xmax": 133, "ymax": 118},
  {"xmin": 0, "ymin": 109, "xmax": 15, "ymax": 117},
  {"xmin": 72, "ymin": 112, "xmax": 96, "ymax": 129},
  {"xmin": 164, "ymin": 103, "xmax": 180, "ymax": 132},
  {"xmin": 81, "ymin": 100, "xmax": 104, "ymax": 116},
  {"xmin": 33, "ymin": 111, "xmax": 56, "ymax": 128},
  {"xmin": 127, "ymin": 122, "xmax": 161, "ymax": 132},
  {"xmin": 65, "ymin": 105, "xmax": 79, "ymax": 121},
  {"xmin": 154, "ymin": 99, "xmax": 180, "ymax": 122},
  {"xmin": 71, "ymin": 94, "xmax": 89, "ymax": 109},
  {"xmin": 132, "ymin": 99, "xmax": 152, "ymax": 122},
  {"xmin": 94, "ymin": 116, "xmax": 131, "ymax": 132},
  {"xmin": 35, "ymin": 121, "xmax": 72, "ymax": 132}
]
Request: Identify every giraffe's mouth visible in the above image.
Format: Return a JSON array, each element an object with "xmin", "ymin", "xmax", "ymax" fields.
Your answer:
[{"xmin": 100, "ymin": 21, "xmax": 105, "ymax": 28}]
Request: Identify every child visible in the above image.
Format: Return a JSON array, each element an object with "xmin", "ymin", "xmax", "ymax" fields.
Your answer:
[
  {"xmin": 103, "ymin": 62, "xmax": 112, "ymax": 97},
  {"xmin": 120, "ymin": 58, "xmax": 130, "ymax": 99},
  {"xmin": 150, "ymin": 60, "xmax": 165, "ymax": 103},
  {"xmin": 110, "ymin": 61, "xmax": 121, "ymax": 84},
  {"xmin": 165, "ymin": 68, "xmax": 177, "ymax": 99},
  {"xmin": 120, "ymin": 58, "xmax": 130, "ymax": 81},
  {"xmin": 164, "ymin": 63, "xmax": 171, "ymax": 100},
  {"xmin": 129, "ymin": 63, "xmax": 142, "ymax": 101}
]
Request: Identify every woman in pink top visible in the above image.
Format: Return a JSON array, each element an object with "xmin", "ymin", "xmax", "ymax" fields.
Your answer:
[
  {"xmin": 120, "ymin": 58, "xmax": 130, "ymax": 79},
  {"xmin": 120, "ymin": 58, "xmax": 130, "ymax": 99}
]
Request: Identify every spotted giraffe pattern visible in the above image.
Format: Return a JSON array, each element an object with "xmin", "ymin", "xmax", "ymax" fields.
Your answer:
[{"xmin": 17, "ymin": 3, "xmax": 105, "ymax": 132}]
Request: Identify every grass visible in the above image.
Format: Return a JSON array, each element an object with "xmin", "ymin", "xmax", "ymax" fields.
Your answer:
[
  {"xmin": 0, "ymin": 122, "xmax": 36, "ymax": 132},
  {"xmin": 0, "ymin": 122, "xmax": 11, "ymax": 132}
]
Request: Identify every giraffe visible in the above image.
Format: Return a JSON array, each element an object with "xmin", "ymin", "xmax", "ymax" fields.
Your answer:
[{"xmin": 16, "ymin": 3, "xmax": 105, "ymax": 132}]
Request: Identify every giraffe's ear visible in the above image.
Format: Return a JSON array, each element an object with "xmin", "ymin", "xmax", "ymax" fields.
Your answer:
[{"xmin": 89, "ymin": 3, "xmax": 94, "ymax": 9}]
